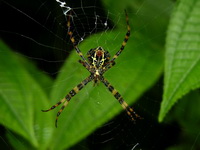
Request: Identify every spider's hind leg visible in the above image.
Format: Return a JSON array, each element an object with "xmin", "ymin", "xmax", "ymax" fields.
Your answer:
[
  {"xmin": 41, "ymin": 98, "xmax": 66, "ymax": 112},
  {"xmin": 100, "ymin": 76, "xmax": 140, "ymax": 121},
  {"xmin": 119, "ymin": 99, "xmax": 141, "ymax": 121},
  {"xmin": 42, "ymin": 75, "xmax": 94, "ymax": 127}
]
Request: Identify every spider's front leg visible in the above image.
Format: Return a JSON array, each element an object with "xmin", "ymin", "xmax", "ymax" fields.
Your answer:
[
  {"xmin": 103, "ymin": 60, "xmax": 116, "ymax": 73},
  {"xmin": 42, "ymin": 75, "xmax": 94, "ymax": 127},
  {"xmin": 67, "ymin": 11, "xmax": 90, "ymax": 68},
  {"xmin": 105, "ymin": 10, "xmax": 130, "ymax": 70},
  {"xmin": 100, "ymin": 76, "xmax": 140, "ymax": 121},
  {"xmin": 78, "ymin": 60, "xmax": 92, "ymax": 72}
]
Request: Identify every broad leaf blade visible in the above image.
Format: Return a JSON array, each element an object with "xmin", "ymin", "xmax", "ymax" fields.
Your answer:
[
  {"xmin": 15, "ymin": 54, "xmax": 53, "ymax": 95},
  {"xmin": 0, "ymin": 41, "xmax": 54, "ymax": 149},
  {"xmin": 48, "ymin": 29, "xmax": 164, "ymax": 149},
  {"xmin": 159, "ymin": 0, "xmax": 200, "ymax": 122}
]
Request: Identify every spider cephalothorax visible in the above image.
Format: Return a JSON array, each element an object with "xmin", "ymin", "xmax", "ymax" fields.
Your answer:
[
  {"xmin": 87, "ymin": 46, "xmax": 110, "ymax": 69},
  {"xmin": 42, "ymin": 10, "xmax": 140, "ymax": 127},
  {"xmin": 87, "ymin": 47, "xmax": 111, "ymax": 84}
]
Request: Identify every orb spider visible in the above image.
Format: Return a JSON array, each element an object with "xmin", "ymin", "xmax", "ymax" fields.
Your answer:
[{"xmin": 42, "ymin": 10, "xmax": 140, "ymax": 127}]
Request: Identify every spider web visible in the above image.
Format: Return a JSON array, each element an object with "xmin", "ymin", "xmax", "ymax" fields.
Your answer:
[{"xmin": 1, "ymin": 0, "xmax": 200, "ymax": 150}]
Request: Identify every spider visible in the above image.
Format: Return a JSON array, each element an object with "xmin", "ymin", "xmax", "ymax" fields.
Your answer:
[{"xmin": 42, "ymin": 10, "xmax": 140, "ymax": 127}]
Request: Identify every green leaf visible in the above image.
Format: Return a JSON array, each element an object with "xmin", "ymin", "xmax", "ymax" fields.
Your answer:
[
  {"xmin": 14, "ymin": 54, "xmax": 53, "ymax": 95},
  {"xmin": 0, "ymin": 41, "xmax": 54, "ymax": 149},
  {"xmin": 46, "ymin": 22, "xmax": 164, "ymax": 150},
  {"xmin": 159, "ymin": 0, "xmax": 200, "ymax": 122}
]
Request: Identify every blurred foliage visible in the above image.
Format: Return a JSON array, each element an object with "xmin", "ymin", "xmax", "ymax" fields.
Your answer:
[{"xmin": 0, "ymin": 0, "xmax": 200, "ymax": 149}]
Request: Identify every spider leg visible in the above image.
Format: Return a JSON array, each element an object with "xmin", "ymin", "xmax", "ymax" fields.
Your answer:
[
  {"xmin": 100, "ymin": 76, "xmax": 140, "ymax": 121},
  {"xmin": 67, "ymin": 11, "xmax": 90, "ymax": 68},
  {"xmin": 78, "ymin": 60, "xmax": 92, "ymax": 73},
  {"xmin": 103, "ymin": 61, "xmax": 116, "ymax": 73},
  {"xmin": 42, "ymin": 75, "xmax": 93, "ymax": 127},
  {"xmin": 106, "ymin": 10, "xmax": 130, "ymax": 68}
]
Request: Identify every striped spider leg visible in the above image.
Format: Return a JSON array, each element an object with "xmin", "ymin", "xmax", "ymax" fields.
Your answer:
[
  {"xmin": 106, "ymin": 10, "xmax": 130, "ymax": 65},
  {"xmin": 42, "ymin": 10, "xmax": 140, "ymax": 127},
  {"xmin": 67, "ymin": 11, "xmax": 90, "ymax": 69},
  {"xmin": 99, "ymin": 76, "xmax": 140, "ymax": 121},
  {"xmin": 102, "ymin": 10, "xmax": 130, "ymax": 73},
  {"xmin": 42, "ymin": 75, "xmax": 94, "ymax": 127}
]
